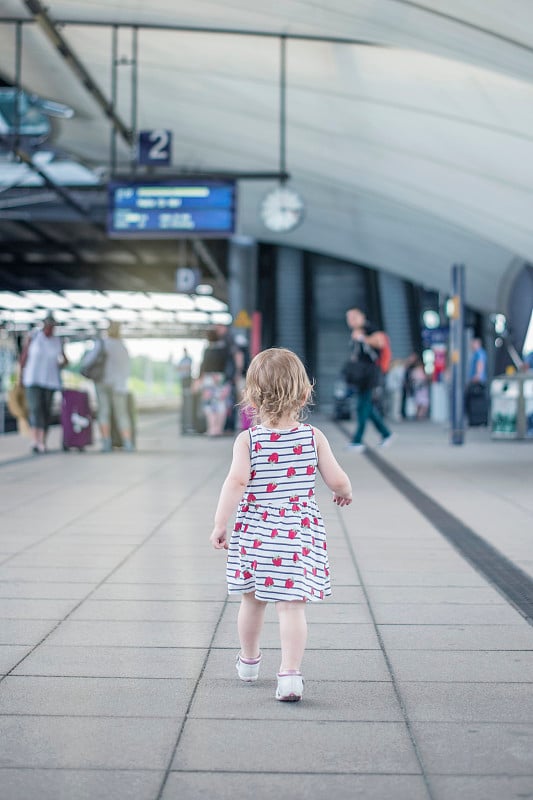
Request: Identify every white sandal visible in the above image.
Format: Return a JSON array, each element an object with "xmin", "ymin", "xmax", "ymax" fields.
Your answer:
[{"xmin": 236, "ymin": 652, "xmax": 262, "ymax": 682}]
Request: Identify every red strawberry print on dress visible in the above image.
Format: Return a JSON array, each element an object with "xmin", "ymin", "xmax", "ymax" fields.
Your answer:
[{"xmin": 226, "ymin": 423, "xmax": 331, "ymax": 603}]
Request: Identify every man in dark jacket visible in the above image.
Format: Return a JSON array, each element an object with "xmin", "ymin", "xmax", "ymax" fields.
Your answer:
[{"xmin": 345, "ymin": 308, "xmax": 394, "ymax": 451}]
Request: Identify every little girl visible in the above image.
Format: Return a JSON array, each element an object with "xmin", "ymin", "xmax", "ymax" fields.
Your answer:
[{"xmin": 210, "ymin": 348, "xmax": 352, "ymax": 702}]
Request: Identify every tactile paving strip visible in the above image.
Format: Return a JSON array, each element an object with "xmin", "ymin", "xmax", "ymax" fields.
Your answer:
[{"xmin": 365, "ymin": 448, "xmax": 533, "ymax": 625}]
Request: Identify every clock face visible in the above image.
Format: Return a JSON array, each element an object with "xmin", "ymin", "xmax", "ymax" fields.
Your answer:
[{"xmin": 260, "ymin": 186, "xmax": 305, "ymax": 233}]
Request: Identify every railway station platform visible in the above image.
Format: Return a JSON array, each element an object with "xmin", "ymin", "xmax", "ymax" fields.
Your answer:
[{"xmin": 0, "ymin": 413, "xmax": 532, "ymax": 800}]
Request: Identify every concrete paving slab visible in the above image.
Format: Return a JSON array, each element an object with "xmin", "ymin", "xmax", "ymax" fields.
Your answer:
[
  {"xmin": 107, "ymin": 567, "xmax": 223, "ymax": 583},
  {"xmin": 0, "ymin": 598, "xmax": 81, "ymax": 620},
  {"xmin": 0, "ymin": 581, "xmax": 97, "ymax": 599},
  {"xmin": 0, "ymin": 567, "xmax": 112, "ymax": 582},
  {"xmin": 173, "ymin": 718, "xmax": 420, "ymax": 773},
  {"xmin": 429, "ymin": 775, "xmax": 533, "ymax": 800},
  {"xmin": 203, "ymin": 647, "xmax": 391, "ymax": 682},
  {"xmin": 0, "ymin": 619, "xmax": 58, "ymax": 646},
  {"xmin": 68, "ymin": 600, "xmax": 225, "ymax": 623},
  {"xmin": 7, "ymin": 554, "xmax": 126, "ymax": 570},
  {"xmin": 372, "ymin": 603, "xmax": 523, "ymax": 625},
  {"xmin": 399, "ymin": 681, "xmax": 533, "ymax": 722},
  {"xmin": 0, "ymin": 715, "xmax": 179, "ymax": 769},
  {"xmin": 0, "ymin": 768, "xmax": 164, "ymax": 800},
  {"xmin": 365, "ymin": 586, "xmax": 508, "ymax": 604},
  {"xmin": 89, "ymin": 582, "xmax": 228, "ymax": 601},
  {"xmin": 0, "ymin": 646, "xmax": 31, "ymax": 675},
  {"xmin": 212, "ymin": 620, "xmax": 381, "ymax": 650},
  {"xmin": 412, "ymin": 721, "xmax": 533, "ymax": 774},
  {"xmin": 190, "ymin": 678, "xmax": 403, "ymax": 721},
  {"xmin": 0, "ymin": 675, "xmax": 194, "ymax": 717},
  {"xmin": 162, "ymin": 773, "xmax": 430, "ymax": 800},
  {"xmin": 360, "ymin": 571, "xmax": 487, "ymax": 587},
  {"xmin": 378, "ymin": 624, "xmax": 533, "ymax": 650},
  {"xmin": 387, "ymin": 650, "xmax": 533, "ymax": 683},
  {"xmin": 11, "ymin": 644, "xmax": 207, "ymax": 679},
  {"xmin": 45, "ymin": 620, "xmax": 216, "ymax": 648}
]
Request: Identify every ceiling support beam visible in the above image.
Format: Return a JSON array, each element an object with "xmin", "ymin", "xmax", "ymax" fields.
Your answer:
[
  {"xmin": 22, "ymin": 0, "xmax": 133, "ymax": 147},
  {"xmin": 14, "ymin": 148, "xmax": 92, "ymax": 220},
  {"xmin": 2, "ymin": 11, "xmax": 530, "ymax": 56},
  {"xmin": 192, "ymin": 239, "xmax": 226, "ymax": 287}
]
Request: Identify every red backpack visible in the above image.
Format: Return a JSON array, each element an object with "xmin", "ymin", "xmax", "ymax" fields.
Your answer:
[{"xmin": 376, "ymin": 333, "xmax": 392, "ymax": 374}]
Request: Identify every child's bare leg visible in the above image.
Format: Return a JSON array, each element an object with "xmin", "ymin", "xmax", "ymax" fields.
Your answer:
[
  {"xmin": 238, "ymin": 592, "xmax": 267, "ymax": 659},
  {"xmin": 276, "ymin": 600, "xmax": 307, "ymax": 672}
]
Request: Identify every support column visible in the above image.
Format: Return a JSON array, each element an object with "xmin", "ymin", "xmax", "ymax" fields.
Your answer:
[
  {"xmin": 227, "ymin": 236, "xmax": 258, "ymax": 346},
  {"xmin": 275, "ymin": 246, "xmax": 305, "ymax": 358}
]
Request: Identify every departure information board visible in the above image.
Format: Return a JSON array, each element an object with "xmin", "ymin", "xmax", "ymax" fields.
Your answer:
[{"xmin": 107, "ymin": 180, "xmax": 236, "ymax": 237}]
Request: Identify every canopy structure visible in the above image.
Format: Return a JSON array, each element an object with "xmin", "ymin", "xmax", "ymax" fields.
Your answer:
[{"xmin": 1, "ymin": 1, "xmax": 532, "ymax": 311}]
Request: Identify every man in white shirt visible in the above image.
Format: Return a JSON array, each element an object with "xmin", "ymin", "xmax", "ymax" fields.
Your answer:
[{"xmin": 20, "ymin": 313, "xmax": 68, "ymax": 454}]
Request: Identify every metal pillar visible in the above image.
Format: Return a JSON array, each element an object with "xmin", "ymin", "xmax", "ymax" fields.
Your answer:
[
  {"xmin": 227, "ymin": 235, "xmax": 258, "ymax": 331},
  {"xmin": 449, "ymin": 263, "xmax": 466, "ymax": 445},
  {"xmin": 14, "ymin": 22, "xmax": 22, "ymax": 157},
  {"xmin": 275, "ymin": 247, "xmax": 306, "ymax": 358},
  {"xmin": 110, "ymin": 25, "xmax": 118, "ymax": 177},
  {"xmin": 130, "ymin": 26, "xmax": 139, "ymax": 174},
  {"xmin": 279, "ymin": 36, "xmax": 287, "ymax": 181}
]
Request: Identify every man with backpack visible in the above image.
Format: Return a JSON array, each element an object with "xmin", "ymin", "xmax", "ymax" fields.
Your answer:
[{"xmin": 343, "ymin": 308, "xmax": 395, "ymax": 452}]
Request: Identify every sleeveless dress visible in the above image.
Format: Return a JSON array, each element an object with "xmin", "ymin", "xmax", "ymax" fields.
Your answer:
[{"xmin": 226, "ymin": 423, "xmax": 331, "ymax": 602}]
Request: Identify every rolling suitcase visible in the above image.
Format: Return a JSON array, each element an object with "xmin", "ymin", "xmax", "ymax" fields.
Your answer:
[
  {"xmin": 62, "ymin": 389, "xmax": 93, "ymax": 450},
  {"xmin": 192, "ymin": 390, "xmax": 207, "ymax": 434},
  {"xmin": 181, "ymin": 388, "xmax": 195, "ymax": 434}
]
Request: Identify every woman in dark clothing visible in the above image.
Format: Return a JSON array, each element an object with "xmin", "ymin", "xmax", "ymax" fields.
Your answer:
[{"xmin": 198, "ymin": 329, "xmax": 231, "ymax": 436}]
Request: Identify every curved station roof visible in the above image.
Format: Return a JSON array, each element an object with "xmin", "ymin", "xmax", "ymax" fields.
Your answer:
[{"xmin": 1, "ymin": 1, "xmax": 533, "ymax": 313}]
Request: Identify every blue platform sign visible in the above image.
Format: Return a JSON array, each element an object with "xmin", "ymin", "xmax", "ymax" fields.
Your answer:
[
  {"xmin": 107, "ymin": 179, "xmax": 237, "ymax": 238},
  {"xmin": 138, "ymin": 130, "xmax": 172, "ymax": 166}
]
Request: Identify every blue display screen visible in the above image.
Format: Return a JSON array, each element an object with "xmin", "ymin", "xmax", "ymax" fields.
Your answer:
[{"xmin": 107, "ymin": 180, "xmax": 236, "ymax": 237}]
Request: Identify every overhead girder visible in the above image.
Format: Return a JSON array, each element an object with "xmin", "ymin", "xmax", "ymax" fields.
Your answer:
[{"xmin": 22, "ymin": 0, "xmax": 133, "ymax": 147}]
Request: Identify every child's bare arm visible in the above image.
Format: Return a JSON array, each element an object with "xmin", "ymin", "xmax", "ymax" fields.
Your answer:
[
  {"xmin": 314, "ymin": 427, "xmax": 353, "ymax": 506},
  {"xmin": 210, "ymin": 431, "xmax": 251, "ymax": 549}
]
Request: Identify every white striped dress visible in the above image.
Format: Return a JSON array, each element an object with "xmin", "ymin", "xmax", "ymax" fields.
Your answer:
[{"xmin": 226, "ymin": 423, "xmax": 331, "ymax": 602}]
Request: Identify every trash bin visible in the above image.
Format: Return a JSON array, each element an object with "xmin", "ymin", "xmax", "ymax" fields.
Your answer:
[
  {"xmin": 524, "ymin": 378, "xmax": 533, "ymax": 439},
  {"xmin": 490, "ymin": 374, "xmax": 533, "ymax": 440}
]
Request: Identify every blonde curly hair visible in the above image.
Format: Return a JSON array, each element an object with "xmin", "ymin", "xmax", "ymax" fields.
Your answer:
[{"xmin": 242, "ymin": 348, "xmax": 313, "ymax": 426}]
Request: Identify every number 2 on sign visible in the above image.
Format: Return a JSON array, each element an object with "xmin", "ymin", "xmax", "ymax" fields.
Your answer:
[{"xmin": 148, "ymin": 130, "xmax": 170, "ymax": 160}]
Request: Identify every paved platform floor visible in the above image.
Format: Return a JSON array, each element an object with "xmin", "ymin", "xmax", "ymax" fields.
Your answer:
[{"xmin": 0, "ymin": 413, "xmax": 532, "ymax": 800}]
